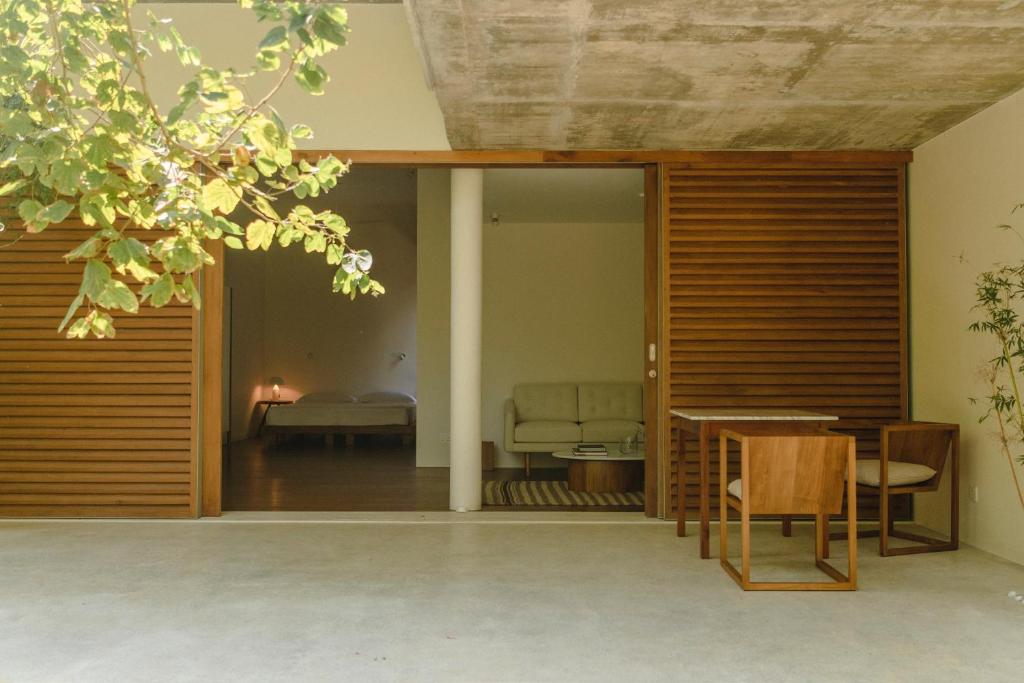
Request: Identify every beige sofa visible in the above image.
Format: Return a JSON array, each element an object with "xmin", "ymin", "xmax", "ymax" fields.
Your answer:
[{"xmin": 504, "ymin": 382, "xmax": 643, "ymax": 475}]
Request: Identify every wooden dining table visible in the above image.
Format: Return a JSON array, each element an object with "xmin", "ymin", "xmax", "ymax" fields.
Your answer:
[{"xmin": 670, "ymin": 408, "xmax": 840, "ymax": 559}]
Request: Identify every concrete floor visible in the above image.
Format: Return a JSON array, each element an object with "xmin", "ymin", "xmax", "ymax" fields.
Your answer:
[{"xmin": 1, "ymin": 514, "xmax": 1022, "ymax": 682}]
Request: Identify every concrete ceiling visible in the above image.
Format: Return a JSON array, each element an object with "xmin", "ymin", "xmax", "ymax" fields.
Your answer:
[{"xmin": 404, "ymin": 0, "xmax": 1024, "ymax": 150}]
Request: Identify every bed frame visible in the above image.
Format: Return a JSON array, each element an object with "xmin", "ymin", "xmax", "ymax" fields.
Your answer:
[{"xmin": 263, "ymin": 423, "xmax": 416, "ymax": 447}]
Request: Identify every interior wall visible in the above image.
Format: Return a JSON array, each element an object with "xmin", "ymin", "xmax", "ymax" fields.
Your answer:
[
  {"xmin": 224, "ymin": 169, "xmax": 418, "ymax": 441},
  {"xmin": 223, "ymin": 249, "xmax": 266, "ymax": 442},
  {"xmin": 482, "ymin": 220, "xmax": 644, "ymax": 467},
  {"xmin": 139, "ymin": 3, "xmax": 449, "ymax": 150},
  {"xmin": 909, "ymin": 87, "xmax": 1024, "ymax": 565},
  {"xmin": 415, "ymin": 170, "xmax": 452, "ymax": 467},
  {"xmin": 416, "ymin": 169, "xmax": 645, "ymax": 468}
]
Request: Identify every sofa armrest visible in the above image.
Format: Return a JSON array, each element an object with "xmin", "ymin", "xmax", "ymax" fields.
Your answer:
[{"xmin": 504, "ymin": 398, "xmax": 517, "ymax": 452}]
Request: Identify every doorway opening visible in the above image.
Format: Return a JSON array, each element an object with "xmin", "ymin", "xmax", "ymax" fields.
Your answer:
[
  {"xmin": 220, "ymin": 167, "xmax": 439, "ymax": 511},
  {"xmin": 469, "ymin": 168, "xmax": 648, "ymax": 511},
  {"xmin": 201, "ymin": 159, "xmax": 660, "ymax": 517}
]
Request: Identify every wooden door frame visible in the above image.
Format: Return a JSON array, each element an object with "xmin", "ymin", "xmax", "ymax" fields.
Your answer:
[
  {"xmin": 642, "ymin": 164, "xmax": 660, "ymax": 516},
  {"xmin": 197, "ymin": 149, "xmax": 910, "ymax": 517},
  {"xmin": 199, "ymin": 239, "xmax": 224, "ymax": 517}
]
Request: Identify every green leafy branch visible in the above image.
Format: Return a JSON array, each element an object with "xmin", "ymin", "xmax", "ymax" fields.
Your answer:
[{"xmin": 0, "ymin": 0, "xmax": 383, "ymax": 339}]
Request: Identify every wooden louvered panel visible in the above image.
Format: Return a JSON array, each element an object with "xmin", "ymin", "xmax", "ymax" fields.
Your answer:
[
  {"xmin": 661, "ymin": 163, "xmax": 907, "ymax": 520},
  {"xmin": 0, "ymin": 211, "xmax": 197, "ymax": 518}
]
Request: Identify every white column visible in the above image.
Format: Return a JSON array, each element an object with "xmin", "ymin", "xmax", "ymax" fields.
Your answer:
[{"xmin": 449, "ymin": 168, "xmax": 483, "ymax": 511}]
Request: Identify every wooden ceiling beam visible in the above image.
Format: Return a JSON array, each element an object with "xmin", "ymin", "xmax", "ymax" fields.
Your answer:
[{"xmin": 293, "ymin": 149, "xmax": 913, "ymax": 168}]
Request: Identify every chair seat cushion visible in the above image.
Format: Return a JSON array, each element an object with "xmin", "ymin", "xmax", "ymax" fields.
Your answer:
[
  {"xmin": 855, "ymin": 459, "xmax": 937, "ymax": 487},
  {"xmin": 514, "ymin": 420, "xmax": 582, "ymax": 443},
  {"xmin": 580, "ymin": 419, "xmax": 641, "ymax": 442},
  {"xmin": 727, "ymin": 479, "xmax": 743, "ymax": 499}
]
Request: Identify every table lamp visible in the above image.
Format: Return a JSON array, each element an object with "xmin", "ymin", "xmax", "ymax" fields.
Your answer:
[{"xmin": 269, "ymin": 376, "xmax": 284, "ymax": 400}]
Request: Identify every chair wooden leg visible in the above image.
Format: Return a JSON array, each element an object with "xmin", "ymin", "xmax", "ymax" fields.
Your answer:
[
  {"xmin": 676, "ymin": 425, "xmax": 687, "ymax": 537},
  {"xmin": 782, "ymin": 515, "xmax": 793, "ymax": 537},
  {"xmin": 524, "ymin": 453, "xmax": 531, "ymax": 479},
  {"xmin": 815, "ymin": 514, "xmax": 825, "ymax": 562},
  {"xmin": 845, "ymin": 441, "xmax": 858, "ymax": 588},
  {"xmin": 950, "ymin": 430, "xmax": 960, "ymax": 550},
  {"xmin": 821, "ymin": 514, "xmax": 830, "ymax": 559},
  {"xmin": 719, "ymin": 435, "xmax": 744, "ymax": 589},
  {"xmin": 740, "ymin": 501, "xmax": 751, "ymax": 586},
  {"xmin": 879, "ymin": 490, "xmax": 890, "ymax": 557},
  {"xmin": 719, "ymin": 454, "xmax": 728, "ymax": 569}
]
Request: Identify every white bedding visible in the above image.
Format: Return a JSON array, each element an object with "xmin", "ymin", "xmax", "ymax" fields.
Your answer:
[{"xmin": 266, "ymin": 402, "xmax": 415, "ymax": 427}]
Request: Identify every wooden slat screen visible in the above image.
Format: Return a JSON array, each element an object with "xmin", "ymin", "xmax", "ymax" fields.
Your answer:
[
  {"xmin": 0, "ymin": 207, "xmax": 197, "ymax": 517},
  {"xmin": 661, "ymin": 162, "xmax": 907, "ymax": 518}
]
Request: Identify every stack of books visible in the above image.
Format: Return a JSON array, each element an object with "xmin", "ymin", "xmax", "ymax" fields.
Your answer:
[{"xmin": 572, "ymin": 443, "xmax": 608, "ymax": 457}]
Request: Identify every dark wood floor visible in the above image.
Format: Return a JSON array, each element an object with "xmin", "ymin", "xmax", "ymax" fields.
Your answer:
[
  {"xmin": 223, "ymin": 436, "xmax": 581, "ymax": 512},
  {"xmin": 224, "ymin": 437, "xmax": 446, "ymax": 511}
]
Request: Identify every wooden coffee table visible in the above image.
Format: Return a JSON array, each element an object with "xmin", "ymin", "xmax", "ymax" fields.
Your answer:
[{"xmin": 552, "ymin": 447, "xmax": 644, "ymax": 493}]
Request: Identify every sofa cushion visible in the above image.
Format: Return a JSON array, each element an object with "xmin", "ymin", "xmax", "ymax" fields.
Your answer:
[
  {"xmin": 578, "ymin": 383, "xmax": 643, "ymax": 422},
  {"xmin": 514, "ymin": 420, "xmax": 582, "ymax": 443},
  {"xmin": 513, "ymin": 384, "xmax": 579, "ymax": 422},
  {"xmin": 855, "ymin": 459, "xmax": 937, "ymax": 487},
  {"xmin": 580, "ymin": 419, "xmax": 641, "ymax": 442}
]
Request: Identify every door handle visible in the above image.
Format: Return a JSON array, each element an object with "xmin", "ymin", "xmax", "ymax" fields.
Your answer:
[{"xmin": 648, "ymin": 343, "xmax": 656, "ymax": 362}]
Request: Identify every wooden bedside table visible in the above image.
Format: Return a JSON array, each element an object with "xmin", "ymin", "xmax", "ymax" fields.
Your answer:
[{"xmin": 255, "ymin": 399, "xmax": 294, "ymax": 437}]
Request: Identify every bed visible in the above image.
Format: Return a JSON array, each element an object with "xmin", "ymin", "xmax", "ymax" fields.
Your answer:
[{"xmin": 264, "ymin": 391, "xmax": 416, "ymax": 445}]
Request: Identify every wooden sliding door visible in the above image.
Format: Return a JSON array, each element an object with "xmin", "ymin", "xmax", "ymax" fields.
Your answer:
[
  {"xmin": 660, "ymin": 162, "xmax": 907, "ymax": 518},
  {"xmin": 0, "ymin": 206, "xmax": 199, "ymax": 517}
]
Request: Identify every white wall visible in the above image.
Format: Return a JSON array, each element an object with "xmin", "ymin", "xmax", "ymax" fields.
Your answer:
[
  {"xmin": 223, "ymin": 248, "xmax": 266, "ymax": 441},
  {"xmin": 482, "ymin": 220, "xmax": 644, "ymax": 467},
  {"xmin": 415, "ymin": 169, "xmax": 452, "ymax": 467},
  {"xmin": 224, "ymin": 168, "xmax": 417, "ymax": 440},
  {"xmin": 140, "ymin": 3, "xmax": 449, "ymax": 150},
  {"xmin": 416, "ymin": 169, "xmax": 645, "ymax": 468},
  {"xmin": 910, "ymin": 87, "xmax": 1024, "ymax": 565}
]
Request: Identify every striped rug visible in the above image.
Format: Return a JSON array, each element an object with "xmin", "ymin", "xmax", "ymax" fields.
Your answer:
[{"xmin": 483, "ymin": 480, "xmax": 644, "ymax": 507}]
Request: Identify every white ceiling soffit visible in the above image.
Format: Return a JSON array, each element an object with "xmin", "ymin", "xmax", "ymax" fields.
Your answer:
[{"xmin": 403, "ymin": 0, "xmax": 1024, "ymax": 150}]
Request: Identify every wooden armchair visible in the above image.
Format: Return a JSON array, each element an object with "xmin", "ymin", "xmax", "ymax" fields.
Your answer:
[
  {"xmin": 831, "ymin": 422, "xmax": 959, "ymax": 556},
  {"xmin": 719, "ymin": 429, "xmax": 857, "ymax": 591}
]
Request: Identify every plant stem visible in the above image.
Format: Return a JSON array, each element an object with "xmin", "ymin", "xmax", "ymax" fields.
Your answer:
[
  {"xmin": 989, "ymin": 373, "xmax": 1024, "ymax": 510},
  {"xmin": 120, "ymin": 0, "xmax": 178, "ymax": 153},
  {"xmin": 996, "ymin": 288, "xmax": 1024, "ymax": 448},
  {"xmin": 211, "ymin": 50, "xmax": 300, "ymax": 153},
  {"xmin": 44, "ymin": 0, "xmax": 81, "ymax": 140}
]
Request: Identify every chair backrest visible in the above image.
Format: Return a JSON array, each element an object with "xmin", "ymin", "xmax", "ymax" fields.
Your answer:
[
  {"xmin": 741, "ymin": 432, "xmax": 853, "ymax": 515},
  {"xmin": 885, "ymin": 424, "xmax": 956, "ymax": 485}
]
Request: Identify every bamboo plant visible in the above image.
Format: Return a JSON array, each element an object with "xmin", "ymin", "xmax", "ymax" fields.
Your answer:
[{"xmin": 968, "ymin": 227, "xmax": 1024, "ymax": 513}]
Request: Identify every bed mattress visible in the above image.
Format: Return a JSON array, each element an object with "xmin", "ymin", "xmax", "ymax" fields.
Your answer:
[{"xmin": 266, "ymin": 402, "xmax": 415, "ymax": 427}]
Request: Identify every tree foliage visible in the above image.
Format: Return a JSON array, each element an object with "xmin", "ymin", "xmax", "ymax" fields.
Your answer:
[{"xmin": 0, "ymin": 0, "xmax": 382, "ymax": 339}]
